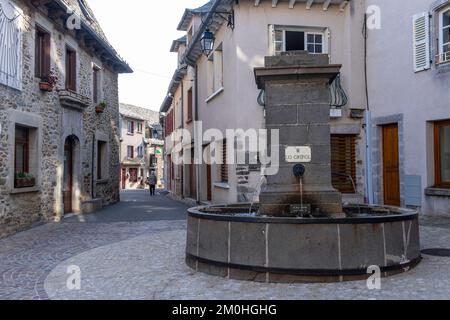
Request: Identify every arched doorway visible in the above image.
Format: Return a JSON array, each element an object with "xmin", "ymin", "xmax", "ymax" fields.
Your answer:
[{"xmin": 63, "ymin": 135, "xmax": 79, "ymax": 214}]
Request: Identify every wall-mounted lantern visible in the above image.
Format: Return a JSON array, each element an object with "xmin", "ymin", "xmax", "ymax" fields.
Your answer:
[{"xmin": 201, "ymin": 29, "xmax": 215, "ymax": 56}]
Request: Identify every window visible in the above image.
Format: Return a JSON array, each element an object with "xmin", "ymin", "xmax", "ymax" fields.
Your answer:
[
  {"xmin": 207, "ymin": 45, "xmax": 223, "ymax": 97},
  {"xmin": 137, "ymin": 122, "xmax": 143, "ymax": 133},
  {"xmin": 14, "ymin": 125, "xmax": 36, "ymax": 189},
  {"xmin": 137, "ymin": 146, "xmax": 144, "ymax": 158},
  {"xmin": 127, "ymin": 146, "xmax": 134, "ymax": 159},
  {"xmin": 150, "ymin": 155, "xmax": 157, "ymax": 168},
  {"xmin": 165, "ymin": 110, "xmax": 174, "ymax": 137},
  {"xmin": 15, "ymin": 126, "xmax": 29, "ymax": 175},
  {"xmin": 439, "ymin": 8, "xmax": 450, "ymax": 64},
  {"xmin": 331, "ymin": 135, "xmax": 356, "ymax": 194},
  {"xmin": 97, "ymin": 140, "xmax": 107, "ymax": 180},
  {"xmin": 65, "ymin": 46, "xmax": 77, "ymax": 91},
  {"xmin": 35, "ymin": 26, "xmax": 50, "ymax": 78},
  {"xmin": 306, "ymin": 33, "xmax": 323, "ymax": 54},
  {"xmin": 127, "ymin": 121, "xmax": 135, "ymax": 134},
  {"xmin": 272, "ymin": 26, "xmax": 327, "ymax": 56},
  {"xmin": 93, "ymin": 66, "xmax": 101, "ymax": 104},
  {"xmin": 187, "ymin": 88, "xmax": 193, "ymax": 123},
  {"xmin": 434, "ymin": 120, "xmax": 450, "ymax": 188},
  {"xmin": 129, "ymin": 168, "xmax": 138, "ymax": 183},
  {"xmin": 220, "ymin": 139, "xmax": 228, "ymax": 182}
]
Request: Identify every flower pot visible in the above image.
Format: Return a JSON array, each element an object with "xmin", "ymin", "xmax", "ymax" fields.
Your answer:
[
  {"xmin": 15, "ymin": 177, "xmax": 36, "ymax": 189},
  {"xmin": 95, "ymin": 106, "xmax": 105, "ymax": 114},
  {"xmin": 39, "ymin": 82, "xmax": 53, "ymax": 92}
]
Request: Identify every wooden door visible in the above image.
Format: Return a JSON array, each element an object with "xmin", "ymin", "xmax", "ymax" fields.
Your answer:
[
  {"xmin": 121, "ymin": 168, "xmax": 126, "ymax": 189},
  {"xmin": 382, "ymin": 124, "xmax": 401, "ymax": 206},
  {"xmin": 206, "ymin": 164, "xmax": 212, "ymax": 201},
  {"xmin": 189, "ymin": 163, "xmax": 197, "ymax": 199},
  {"xmin": 63, "ymin": 139, "xmax": 73, "ymax": 214}
]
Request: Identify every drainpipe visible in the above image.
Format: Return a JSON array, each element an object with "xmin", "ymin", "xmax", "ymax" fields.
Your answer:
[
  {"xmin": 194, "ymin": 64, "xmax": 201, "ymax": 204},
  {"xmin": 181, "ymin": 79, "xmax": 185, "ymax": 198},
  {"xmin": 363, "ymin": 13, "xmax": 374, "ymax": 205},
  {"xmin": 91, "ymin": 133, "xmax": 96, "ymax": 199},
  {"xmin": 365, "ymin": 111, "xmax": 374, "ymax": 205}
]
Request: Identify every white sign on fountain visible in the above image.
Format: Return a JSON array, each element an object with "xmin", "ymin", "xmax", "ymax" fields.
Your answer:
[{"xmin": 285, "ymin": 146, "xmax": 312, "ymax": 163}]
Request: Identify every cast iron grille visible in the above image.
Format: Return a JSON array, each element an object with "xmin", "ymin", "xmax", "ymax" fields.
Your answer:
[{"xmin": 329, "ymin": 73, "xmax": 348, "ymax": 108}]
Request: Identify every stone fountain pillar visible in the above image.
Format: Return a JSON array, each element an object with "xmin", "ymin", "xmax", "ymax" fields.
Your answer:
[{"xmin": 255, "ymin": 51, "xmax": 343, "ymax": 218}]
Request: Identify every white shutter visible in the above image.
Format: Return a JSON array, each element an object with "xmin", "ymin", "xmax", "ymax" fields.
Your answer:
[
  {"xmin": 0, "ymin": 0, "xmax": 22, "ymax": 90},
  {"xmin": 268, "ymin": 24, "xmax": 275, "ymax": 55},
  {"xmin": 413, "ymin": 12, "xmax": 431, "ymax": 72}
]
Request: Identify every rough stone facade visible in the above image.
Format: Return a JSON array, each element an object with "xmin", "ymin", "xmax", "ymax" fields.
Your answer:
[{"xmin": 0, "ymin": 0, "xmax": 130, "ymax": 238}]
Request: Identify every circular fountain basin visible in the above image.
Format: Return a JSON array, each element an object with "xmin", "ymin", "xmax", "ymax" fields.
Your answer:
[{"xmin": 186, "ymin": 204, "xmax": 421, "ymax": 283}]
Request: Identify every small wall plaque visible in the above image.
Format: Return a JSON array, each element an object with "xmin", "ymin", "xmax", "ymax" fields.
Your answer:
[
  {"xmin": 290, "ymin": 204, "xmax": 312, "ymax": 216},
  {"xmin": 285, "ymin": 146, "xmax": 312, "ymax": 163}
]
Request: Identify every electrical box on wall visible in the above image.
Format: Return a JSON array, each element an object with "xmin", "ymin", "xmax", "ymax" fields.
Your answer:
[{"xmin": 330, "ymin": 108, "xmax": 342, "ymax": 118}]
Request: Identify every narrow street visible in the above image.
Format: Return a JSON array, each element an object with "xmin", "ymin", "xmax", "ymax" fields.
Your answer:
[{"xmin": 0, "ymin": 190, "xmax": 449, "ymax": 300}]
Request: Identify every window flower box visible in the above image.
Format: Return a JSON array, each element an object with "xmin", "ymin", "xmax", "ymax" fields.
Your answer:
[
  {"xmin": 39, "ymin": 81, "xmax": 54, "ymax": 92},
  {"xmin": 95, "ymin": 101, "xmax": 107, "ymax": 114},
  {"xmin": 39, "ymin": 69, "xmax": 58, "ymax": 92},
  {"xmin": 15, "ymin": 173, "xmax": 36, "ymax": 189}
]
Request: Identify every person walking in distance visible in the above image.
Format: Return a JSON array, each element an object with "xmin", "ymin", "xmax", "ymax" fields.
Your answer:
[{"xmin": 148, "ymin": 171, "xmax": 157, "ymax": 196}]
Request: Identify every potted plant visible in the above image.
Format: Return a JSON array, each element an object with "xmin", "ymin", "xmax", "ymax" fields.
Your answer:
[
  {"xmin": 39, "ymin": 69, "xmax": 58, "ymax": 92},
  {"xmin": 15, "ymin": 172, "xmax": 36, "ymax": 188},
  {"xmin": 95, "ymin": 100, "xmax": 107, "ymax": 113}
]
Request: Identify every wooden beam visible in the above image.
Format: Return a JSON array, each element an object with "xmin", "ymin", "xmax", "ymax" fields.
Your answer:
[
  {"xmin": 340, "ymin": 1, "xmax": 349, "ymax": 12},
  {"xmin": 306, "ymin": 0, "xmax": 314, "ymax": 10},
  {"xmin": 272, "ymin": 0, "xmax": 278, "ymax": 7},
  {"xmin": 289, "ymin": 0, "xmax": 296, "ymax": 9},
  {"xmin": 323, "ymin": 0, "xmax": 331, "ymax": 10}
]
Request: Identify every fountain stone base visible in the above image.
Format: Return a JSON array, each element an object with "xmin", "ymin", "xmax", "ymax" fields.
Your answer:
[
  {"xmin": 185, "ymin": 52, "xmax": 421, "ymax": 283},
  {"xmin": 186, "ymin": 204, "xmax": 421, "ymax": 283}
]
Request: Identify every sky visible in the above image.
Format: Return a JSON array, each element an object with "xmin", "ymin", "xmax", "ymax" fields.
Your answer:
[{"xmin": 88, "ymin": 0, "xmax": 207, "ymax": 112}]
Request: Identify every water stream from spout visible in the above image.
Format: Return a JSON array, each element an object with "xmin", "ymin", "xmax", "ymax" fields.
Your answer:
[
  {"xmin": 249, "ymin": 174, "xmax": 267, "ymax": 214},
  {"xmin": 299, "ymin": 177, "xmax": 304, "ymax": 211}
]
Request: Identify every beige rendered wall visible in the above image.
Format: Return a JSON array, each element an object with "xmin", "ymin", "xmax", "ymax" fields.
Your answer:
[{"xmin": 194, "ymin": 0, "xmax": 367, "ymax": 204}]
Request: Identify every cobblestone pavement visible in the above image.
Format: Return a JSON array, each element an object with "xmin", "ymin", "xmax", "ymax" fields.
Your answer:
[
  {"xmin": 0, "ymin": 190, "xmax": 187, "ymax": 300},
  {"xmin": 2, "ymin": 191, "xmax": 450, "ymax": 300}
]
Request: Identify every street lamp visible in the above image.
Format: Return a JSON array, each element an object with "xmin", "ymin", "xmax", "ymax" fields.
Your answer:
[{"xmin": 201, "ymin": 29, "xmax": 215, "ymax": 56}]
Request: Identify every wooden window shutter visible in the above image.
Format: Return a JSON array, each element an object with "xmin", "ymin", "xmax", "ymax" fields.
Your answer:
[
  {"xmin": 413, "ymin": 12, "xmax": 431, "ymax": 72},
  {"xmin": 221, "ymin": 139, "xmax": 228, "ymax": 182},
  {"xmin": 66, "ymin": 47, "xmax": 76, "ymax": 91},
  {"xmin": 187, "ymin": 88, "xmax": 193, "ymax": 122},
  {"xmin": 43, "ymin": 33, "xmax": 51, "ymax": 76},
  {"xmin": 331, "ymin": 135, "xmax": 356, "ymax": 194}
]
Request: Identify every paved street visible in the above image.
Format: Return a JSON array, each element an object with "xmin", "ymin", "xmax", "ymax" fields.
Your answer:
[{"xmin": 1, "ymin": 190, "xmax": 450, "ymax": 300}]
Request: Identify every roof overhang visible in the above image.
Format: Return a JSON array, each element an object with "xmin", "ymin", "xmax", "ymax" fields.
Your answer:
[
  {"xmin": 170, "ymin": 36, "xmax": 187, "ymax": 53},
  {"xmin": 159, "ymin": 67, "xmax": 187, "ymax": 113},
  {"xmin": 254, "ymin": 0, "xmax": 350, "ymax": 11},
  {"xmin": 50, "ymin": 0, "xmax": 133, "ymax": 73}
]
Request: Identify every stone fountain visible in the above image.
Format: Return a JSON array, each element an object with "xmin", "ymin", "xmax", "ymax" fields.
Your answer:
[{"xmin": 186, "ymin": 52, "xmax": 421, "ymax": 283}]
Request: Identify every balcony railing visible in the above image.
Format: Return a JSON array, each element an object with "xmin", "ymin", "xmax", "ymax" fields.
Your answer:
[{"xmin": 329, "ymin": 73, "xmax": 348, "ymax": 108}]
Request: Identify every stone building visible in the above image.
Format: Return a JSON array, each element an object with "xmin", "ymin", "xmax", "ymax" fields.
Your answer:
[
  {"xmin": 0, "ymin": 0, "xmax": 132, "ymax": 238},
  {"xmin": 119, "ymin": 103, "xmax": 164, "ymax": 190}
]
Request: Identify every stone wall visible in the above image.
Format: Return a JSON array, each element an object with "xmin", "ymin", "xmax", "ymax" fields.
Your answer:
[{"xmin": 0, "ymin": 0, "xmax": 121, "ymax": 238}]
